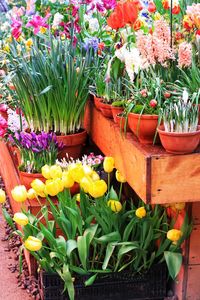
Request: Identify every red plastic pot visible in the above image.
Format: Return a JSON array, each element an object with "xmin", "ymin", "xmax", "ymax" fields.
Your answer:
[
  {"xmin": 128, "ymin": 113, "xmax": 158, "ymax": 144},
  {"xmin": 158, "ymin": 125, "xmax": 200, "ymax": 154},
  {"xmin": 115, "ymin": 114, "xmax": 130, "ymax": 132},
  {"xmin": 99, "ymin": 101, "xmax": 113, "ymax": 119},
  {"xmin": 56, "ymin": 130, "xmax": 87, "ymax": 159},
  {"xmin": 19, "ymin": 171, "xmax": 45, "ymax": 190},
  {"xmin": 111, "ymin": 106, "xmax": 124, "ymax": 123}
]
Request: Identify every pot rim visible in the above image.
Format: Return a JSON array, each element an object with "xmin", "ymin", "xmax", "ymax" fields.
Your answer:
[
  {"xmin": 19, "ymin": 170, "xmax": 43, "ymax": 177},
  {"xmin": 56, "ymin": 129, "xmax": 87, "ymax": 139},
  {"xmin": 128, "ymin": 112, "xmax": 158, "ymax": 119},
  {"xmin": 158, "ymin": 125, "xmax": 200, "ymax": 137}
]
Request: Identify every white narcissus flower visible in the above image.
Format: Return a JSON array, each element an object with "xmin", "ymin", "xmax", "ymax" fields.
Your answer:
[
  {"xmin": 89, "ymin": 18, "xmax": 99, "ymax": 33},
  {"xmin": 52, "ymin": 12, "xmax": 64, "ymax": 28}
]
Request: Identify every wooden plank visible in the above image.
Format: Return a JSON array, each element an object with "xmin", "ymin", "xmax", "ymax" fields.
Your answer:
[
  {"xmin": 189, "ymin": 225, "xmax": 200, "ymax": 265},
  {"xmin": 85, "ymin": 102, "xmax": 148, "ymax": 202},
  {"xmin": 186, "ymin": 265, "xmax": 200, "ymax": 299},
  {"xmin": 151, "ymin": 154, "xmax": 200, "ymax": 204},
  {"xmin": 192, "ymin": 203, "xmax": 200, "ymax": 225}
]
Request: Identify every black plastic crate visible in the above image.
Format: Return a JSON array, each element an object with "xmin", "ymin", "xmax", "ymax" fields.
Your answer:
[{"xmin": 39, "ymin": 263, "xmax": 167, "ymax": 300}]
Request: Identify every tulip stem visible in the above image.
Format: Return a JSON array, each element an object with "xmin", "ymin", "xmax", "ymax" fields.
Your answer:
[
  {"xmin": 108, "ymin": 173, "xmax": 110, "ymax": 191},
  {"xmin": 119, "ymin": 183, "xmax": 123, "ymax": 201}
]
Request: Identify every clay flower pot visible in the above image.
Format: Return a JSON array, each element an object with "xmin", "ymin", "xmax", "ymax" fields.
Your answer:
[
  {"xmin": 128, "ymin": 113, "xmax": 158, "ymax": 144},
  {"xmin": 99, "ymin": 101, "xmax": 113, "ymax": 119},
  {"xmin": 56, "ymin": 130, "xmax": 87, "ymax": 159},
  {"xmin": 116, "ymin": 114, "xmax": 130, "ymax": 132},
  {"xmin": 94, "ymin": 96, "xmax": 102, "ymax": 111},
  {"xmin": 19, "ymin": 171, "xmax": 45, "ymax": 190},
  {"xmin": 111, "ymin": 106, "xmax": 124, "ymax": 123},
  {"xmin": 158, "ymin": 125, "xmax": 200, "ymax": 154}
]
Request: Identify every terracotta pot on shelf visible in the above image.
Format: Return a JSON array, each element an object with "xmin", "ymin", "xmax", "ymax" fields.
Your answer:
[
  {"xmin": 99, "ymin": 101, "xmax": 113, "ymax": 119},
  {"xmin": 56, "ymin": 130, "xmax": 87, "ymax": 159},
  {"xmin": 111, "ymin": 106, "xmax": 124, "ymax": 123},
  {"xmin": 115, "ymin": 114, "xmax": 130, "ymax": 132},
  {"xmin": 157, "ymin": 125, "xmax": 200, "ymax": 155},
  {"xmin": 94, "ymin": 96, "xmax": 102, "ymax": 111},
  {"xmin": 128, "ymin": 113, "xmax": 158, "ymax": 144},
  {"xmin": 19, "ymin": 171, "xmax": 45, "ymax": 190}
]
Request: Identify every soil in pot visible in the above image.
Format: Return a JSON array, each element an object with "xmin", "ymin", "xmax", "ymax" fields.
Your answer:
[
  {"xmin": 128, "ymin": 113, "xmax": 158, "ymax": 144},
  {"xmin": 158, "ymin": 125, "xmax": 200, "ymax": 154},
  {"xmin": 111, "ymin": 106, "xmax": 124, "ymax": 123},
  {"xmin": 56, "ymin": 130, "xmax": 87, "ymax": 160}
]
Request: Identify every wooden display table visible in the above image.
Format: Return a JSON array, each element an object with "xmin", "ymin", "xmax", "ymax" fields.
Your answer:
[{"xmin": 85, "ymin": 102, "xmax": 200, "ymax": 204}]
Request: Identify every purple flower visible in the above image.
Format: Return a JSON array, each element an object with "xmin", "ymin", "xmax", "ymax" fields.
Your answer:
[
  {"xmin": 83, "ymin": 37, "xmax": 99, "ymax": 51},
  {"xmin": 102, "ymin": 0, "xmax": 116, "ymax": 10}
]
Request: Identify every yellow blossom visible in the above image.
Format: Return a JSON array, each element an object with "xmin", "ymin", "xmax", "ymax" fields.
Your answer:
[
  {"xmin": 88, "ymin": 180, "xmax": 107, "ymax": 198},
  {"xmin": 24, "ymin": 236, "xmax": 42, "ymax": 251},
  {"xmin": 135, "ymin": 207, "xmax": 146, "ymax": 219},
  {"xmin": 27, "ymin": 188, "xmax": 37, "ymax": 200},
  {"xmin": 62, "ymin": 171, "xmax": 74, "ymax": 188},
  {"xmin": 49, "ymin": 165, "xmax": 62, "ymax": 179},
  {"xmin": 41, "ymin": 165, "xmax": 51, "ymax": 179},
  {"xmin": 80, "ymin": 176, "xmax": 93, "ymax": 193},
  {"xmin": 167, "ymin": 229, "xmax": 182, "ymax": 244},
  {"xmin": 0, "ymin": 189, "xmax": 6, "ymax": 204},
  {"xmin": 76, "ymin": 193, "xmax": 80, "ymax": 202},
  {"xmin": 40, "ymin": 27, "xmax": 47, "ymax": 34},
  {"xmin": 11, "ymin": 185, "xmax": 27, "ymax": 203},
  {"xmin": 90, "ymin": 171, "xmax": 100, "ymax": 181},
  {"xmin": 115, "ymin": 170, "xmax": 126, "ymax": 183},
  {"xmin": 103, "ymin": 157, "xmax": 115, "ymax": 173},
  {"xmin": 31, "ymin": 179, "xmax": 46, "ymax": 194},
  {"xmin": 107, "ymin": 200, "xmax": 122, "ymax": 213},
  {"xmin": 13, "ymin": 212, "xmax": 28, "ymax": 226}
]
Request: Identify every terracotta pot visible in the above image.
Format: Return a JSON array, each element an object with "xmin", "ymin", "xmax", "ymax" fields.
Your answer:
[
  {"xmin": 115, "ymin": 114, "xmax": 130, "ymax": 132},
  {"xmin": 99, "ymin": 101, "xmax": 113, "ymax": 119},
  {"xmin": 198, "ymin": 104, "xmax": 200, "ymax": 125},
  {"xmin": 128, "ymin": 113, "xmax": 158, "ymax": 144},
  {"xmin": 111, "ymin": 106, "xmax": 124, "ymax": 123},
  {"xmin": 70, "ymin": 182, "xmax": 80, "ymax": 196},
  {"xmin": 94, "ymin": 96, "xmax": 102, "ymax": 111},
  {"xmin": 56, "ymin": 130, "xmax": 87, "ymax": 159},
  {"xmin": 19, "ymin": 171, "xmax": 45, "ymax": 190},
  {"xmin": 158, "ymin": 125, "xmax": 200, "ymax": 154}
]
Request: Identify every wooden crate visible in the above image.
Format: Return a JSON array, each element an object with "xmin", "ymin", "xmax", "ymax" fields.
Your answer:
[{"xmin": 85, "ymin": 102, "xmax": 200, "ymax": 204}]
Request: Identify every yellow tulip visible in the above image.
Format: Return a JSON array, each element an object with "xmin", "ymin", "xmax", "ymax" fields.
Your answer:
[
  {"xmin": 115, "ymin": 170, "xmax": 126, "ymax": 183},
  {"xmin": 68, "ymin": 164, "xmax": 85, "ymax": 183},
  {"xmin": 13, "ymin": 212, "xmax": 28, "ymax": 226},
  {"xmin": 108, "ymin": 200, "xmax": 122, "ymax": 213},
  {"xmin": 103, "ymin": 157, "xmax": 115, "ymax": 173},
  {"xmin": 154, "ymin": 12, "xmax": 161, "ymax": 21},
  {"xmin": 0, "ymin": 189, "xmax": 6, "ymax": 204},
  {"xmin": 90, "ymin": 171, "xmax": 100, "ymax": 181},
  {"xmin": 83, "ymin": 165, "xmax": 93, "ymax": 176},
  {"xmin": 41, "ymin": 165, "xmax": 51, "ymax": 179},
  {"xmin": 31, "ymin": 179, "xmax": 45, "ymax": 194},
  {"xmin": 76, "ymin": 193, "xmax": 81, "ymax": 202},
  {"xmin": 49, "ymin": 165, "xmax": 63, "ymax": 179},
  {"xmin": 24, "ymin": 236, "xmax": 42, "ymax": 251},
  {"xmin": 27, "ymin": 188, "xmax": 37, "ymax": 200},
  {"xmin": 11, "ymin": 185, "xmax": 27, "ymax": 203},
  {"xmin": 54, "ymin": 178, "xmax": 64, "ymax": 193},
  {"xmin": 62, "ymin": 172, "xmax": 74, "ymax": 188},
  {"xmin": 135, "ymin": 207, "xmax": 146, "ymax": 219},
  {"xmin": 167, "ymin": 229, "xmax": 182, "ymax": 244},
  {"xmin": 174, "ymin": 203, "xmax": 185, "ymax": 211},
  {"xmin": 44, "ymin": 180, "xmax": 61, "ymax": 196},
  {"xmin": 80, "ymin": 176, "xmax": 93, "ymax": 193},
  {"xmin": 88, "ymin": 180, "xmax": 107, "ymax": 198}
]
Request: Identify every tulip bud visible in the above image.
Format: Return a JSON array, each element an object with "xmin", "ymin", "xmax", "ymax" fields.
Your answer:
[
  {"xmin": 24, "ymin": 236, "xmax": 42, "ymax": 252},
  {"xmin": 148, "ymin": 2, "xmax": 156, "ymax": 13},
  {"xmin": 167, "ymin": 229, "xmax": 182, "ymax": 243},
  {"xmin": 88, "ymin": 180, "xmax": 107, "ymax": 198},
  {"xmin": 62, "ymin": 172, "xmax": 74, "ymax": 188},
  {"xmin": 27, "ymin": 188, "xmax": 37, "ymax": 200},
  {"xmin": 103, "ymin": 157, "xmax": 115, "ymax": 173},
  {"xmin": 149, "ymin": 99, "xmax": 157, "ymax": 108},
  {"xmin": 164, "ymin": 92, "xmax": 171, "ymax": 98},
  {"xmin": 11, "ymin": 185, "xmax": 27, "ymax": 203},
  {"xmin": 107, "ymin": 200, "xmax": 122, "ymax": 213},
  {"xmin": 31, "ymin": 179, "xmax": 45, "ymax": 194},
  {"xmin": 76, "ymin": 193, "xmax": 81, "ymax": 202},
  {"xmin": 44, "ymin": 180, "xmax": 61, "ymax": 196},
  {"xmin": 68, "ymin": 164, "xmax": 85, "ymax": 183},
  {"xmin": 49, "ymin": 165, "xmax": 63, "ymax": 179},
  {"xmin": 135, "ymin": 207, "xmax": 146, "ymax": 218},
  {"xmin": 13, "ymin": 212, "xmax": 29, "ymax": 226},
  {"xmin": 0, "ymin": 188, "xmax": 6, "ymax": 204},
  {"xmin": 116, "ymin": 170, "xmax": 126, "ymax": 183},
  {"xmin": 41, "ymin": 165, "xmax": 51, "ymax": 179}
]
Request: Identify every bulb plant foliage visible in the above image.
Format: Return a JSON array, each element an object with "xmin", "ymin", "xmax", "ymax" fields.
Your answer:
[{"xmin": 1, "ymin": 157, "xmax": 192, "ymax": 300}]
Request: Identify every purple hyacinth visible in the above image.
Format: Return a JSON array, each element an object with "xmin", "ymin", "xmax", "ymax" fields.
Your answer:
[{"xmin": 83, "ymin": 37, "xmax": 99, "ymax": 52}]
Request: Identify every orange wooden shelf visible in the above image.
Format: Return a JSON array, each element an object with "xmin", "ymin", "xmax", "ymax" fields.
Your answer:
[{"xmin": 85, "ymin": 102, "xmax": 200, "ymax": 204}]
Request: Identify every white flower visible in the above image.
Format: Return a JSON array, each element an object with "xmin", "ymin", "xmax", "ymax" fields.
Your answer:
[
  {"xmin": 89, "ymin": 18, "xmax": 99, "ymax": 33},
  {"xmin": 115, "ymin": 44, "xmax": 129, "ymax": 62},
  {"xmin": 125, "ymin": 48, "xmax": 142, "ymax": 82},
  {"xmin": 52, "ymin": 12, "xmax": 64, "ymax": 28},
  {"xmin": 182, "ymin": 89, "xmax": 189, "ymax": 104},
  {"xmin": 49, "ymin": 0, "xmax": 57, "ymax": 3}
]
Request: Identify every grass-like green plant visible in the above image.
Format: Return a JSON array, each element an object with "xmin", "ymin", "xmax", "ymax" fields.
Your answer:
[{"xmin": 6, "ymin": 37, "xmax": 92, "ymax": 134}]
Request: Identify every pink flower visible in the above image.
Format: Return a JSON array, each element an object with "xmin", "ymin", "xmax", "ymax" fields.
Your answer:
[
  {"xmin": 0, "ymin": 104, "xmax": 8, "ymax": 113},
  {"xmin": 26, "ymin": 14, "xmax": 50, "ymax": 34},
  {"xmin": 11, "ymin": 18, "xmax": 22, "ymax": 40},
  {"xmin": 178, "ymin": 42, "xmax": 192, "ymax": 68},
  {"xmin": 0, "ymin": 115, "xmax": 7, "ymax": 138}
]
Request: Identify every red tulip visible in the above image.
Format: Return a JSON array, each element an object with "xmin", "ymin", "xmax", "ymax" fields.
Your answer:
[
  {"xmin": 133, "ymin": 18, "xmax": 143, "ymax": 31},
  {"xmin": 148, "ymin": 2, "xmax": 156, "ymax": 13},
  {"xmin": 172, "ymin": 5, "xmax": 180, "ymax": 15},
  {"xmin": 162, "ymin": 0, "xmax": 169, "ymax": 10},
  {"xmin": 164, "ymin": 92, "xmax": 171, "ymax": 98}
]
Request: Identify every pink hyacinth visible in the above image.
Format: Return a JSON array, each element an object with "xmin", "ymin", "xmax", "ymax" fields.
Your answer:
[
  {"xmin": 178, "ymin": 42, "xmax": 192, "ymax": 68},
  {"xmin": 0, "ymin": 115, "xmax": 7, "ymax": 138},
  {"xmin": 11, "ymin": 18, "xmax": 22, "ymax": 40},
  {"xmin": 26, "ymin": 14, "xmax": 50, "ymax": 35}
]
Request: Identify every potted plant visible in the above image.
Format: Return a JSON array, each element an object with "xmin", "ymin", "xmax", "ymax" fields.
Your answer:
[
  {"xmin": 127, "ymin": 76, "xmax": 164, "ymax": 144},
  {"xmin": 2, "ymin": 159, "xmax": 192, "ymax": 300},
  {"xmin": 158, "ymin": 89, "xmax": 200, "ymax": 154},
  {"xmin": 6, "ymin": 37, "xmax": 92, "ymax": 159}
]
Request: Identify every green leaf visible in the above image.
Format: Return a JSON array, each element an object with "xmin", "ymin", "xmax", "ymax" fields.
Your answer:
[
  {"xmin": 108, "ymin": 186, "xmax": 118, "ymax": 201},
  {"xmin": 96, "ymin": 231, "xmax": 121, "ymax": 244},
  {"xmin": 66, "ymin": 240, "xmax": 77, "ymax": 258},
  {"xmin": 2, "ymin": 208, "xmax": 15, "ymax": 229},
  {"xmin": 102, "ymin": 242, "xmax": 116, "ymax": 270},
  {"xmin": 56, "ymin": 235, "xmax": 67, "ymax": 254},
  {"xmin": 39, "ymin": 85, "xmax": 53, "ymax": 95},
  {"xmin": 85, "ymin": 274, "xmax": 97, "ymax": 287},
  {"xmin": 77, "ymin": 236, "xmax": 87, "ymax": 270},
  {"xmin": 164, "ymin": 251, "xmax": 182, "ymax": 280}
]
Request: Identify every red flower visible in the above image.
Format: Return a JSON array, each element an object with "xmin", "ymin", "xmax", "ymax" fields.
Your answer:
[
  {"xmin": 196, "ymin": 29, "xmax": 200, "ymax": 36},
  {"xmin": 162, "ymin": 0, "xmax": 169, "ymax": 10},
  {"xmin": 148, "ymin": 2, "xmax": 156, "ymax": 13},
  {"xmin": 133, "ymin": 18, "xmax": 143, "ymax": 31},
  {"xmin": 175, "ymin": 32, "xmax": 183, "ymax": 41},
  {"xmin": 172, "ymin": 5, "xmax": 180, "ymax": 15}
]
